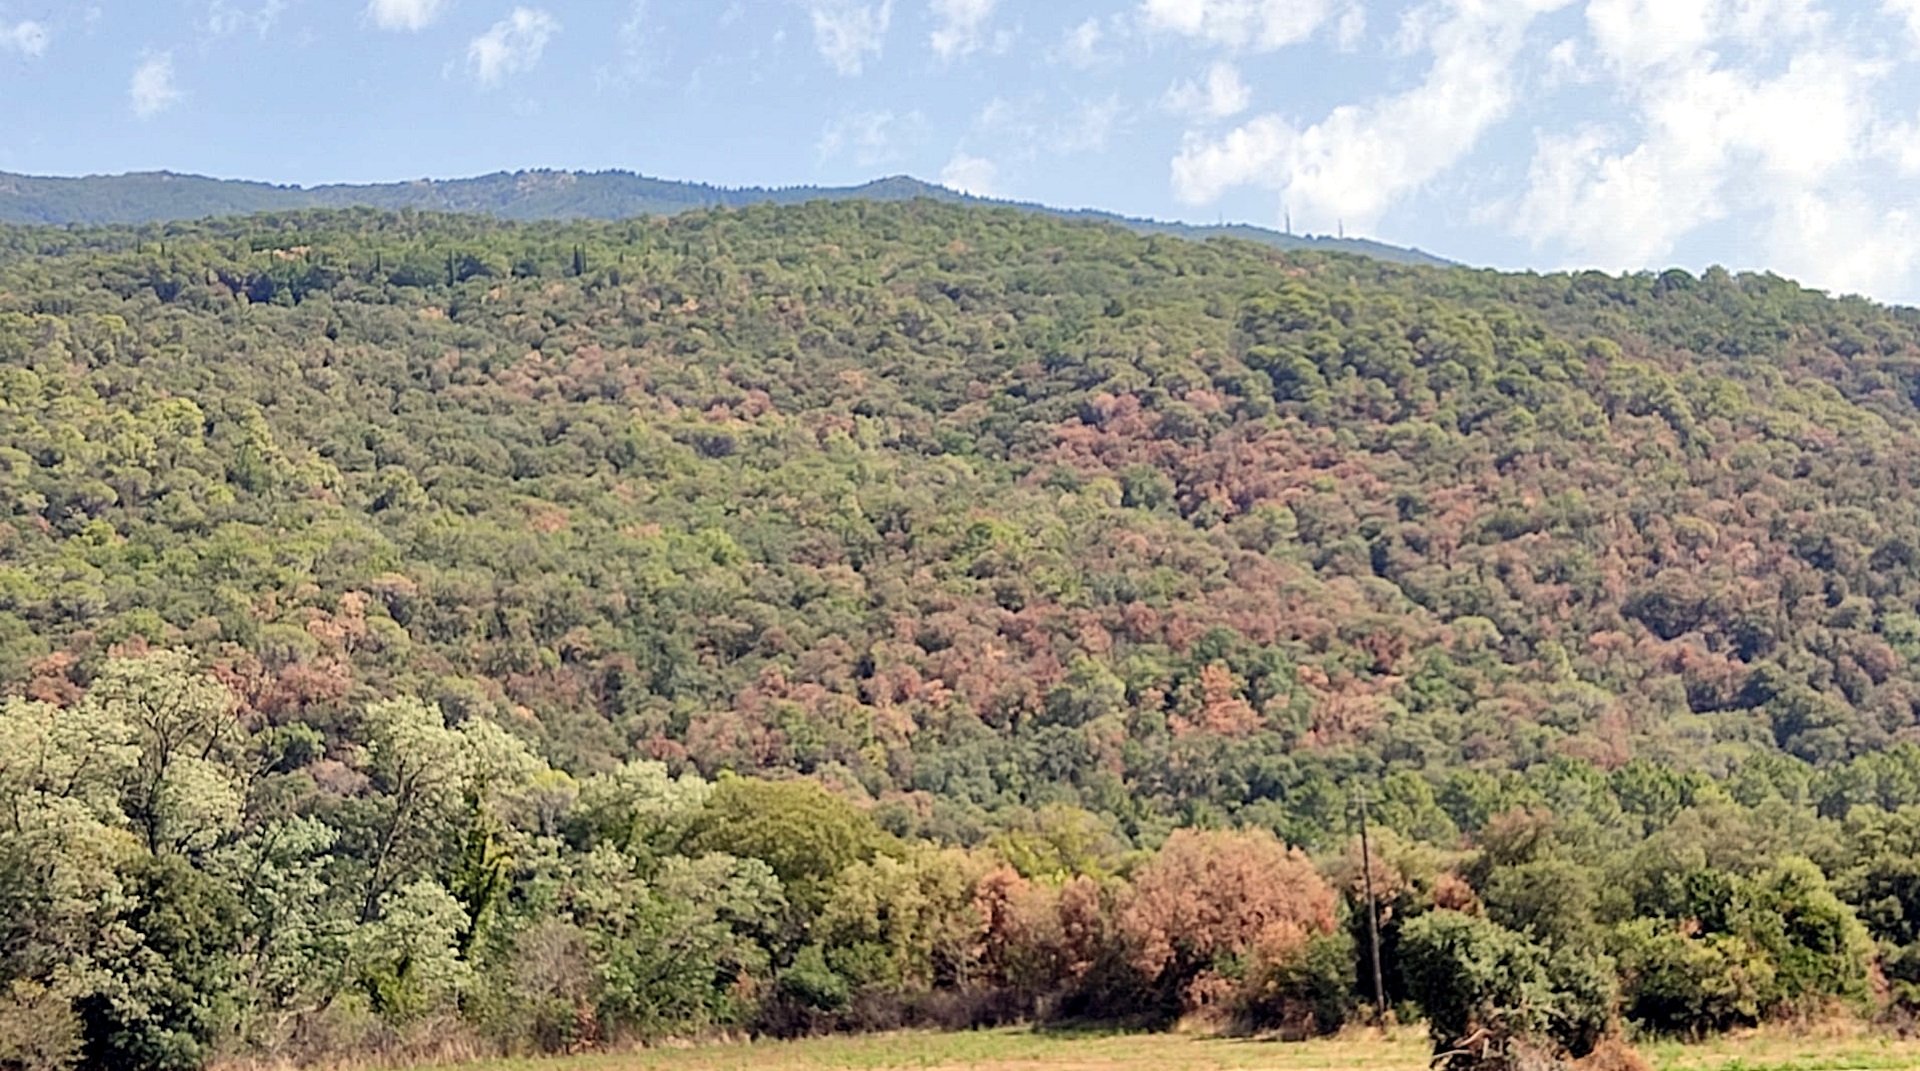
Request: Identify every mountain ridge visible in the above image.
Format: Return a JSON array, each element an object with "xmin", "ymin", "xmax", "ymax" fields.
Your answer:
[{"xmin": 0, "ymin": 167, "xmax": 1453, "ymax": 267}]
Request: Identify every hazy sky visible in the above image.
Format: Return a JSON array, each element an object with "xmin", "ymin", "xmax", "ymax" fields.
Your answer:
[{"xmin": 5, "ymin": 0, "xmax": 1920, "ymax": 302}]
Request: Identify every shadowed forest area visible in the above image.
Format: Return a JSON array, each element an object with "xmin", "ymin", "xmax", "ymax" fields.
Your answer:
[{"xmin": 8, "ymin": 202, "xmax": 1920, "ymax": 1070}]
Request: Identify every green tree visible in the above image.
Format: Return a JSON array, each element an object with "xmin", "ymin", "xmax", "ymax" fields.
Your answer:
[{"xmin": 685, "ymin": 778, "xmax": 890, "ymax": 917}]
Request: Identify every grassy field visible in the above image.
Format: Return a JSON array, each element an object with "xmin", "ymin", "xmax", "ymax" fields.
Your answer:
[{"xmin": 446, "ymin": 1026, "xmax": 1920, "ymax": 1071}]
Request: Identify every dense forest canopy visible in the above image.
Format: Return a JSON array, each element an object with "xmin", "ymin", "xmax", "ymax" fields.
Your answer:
[{"xmin": 6, "ymin": 201, "xmax": 1920, "ymax": 1069}]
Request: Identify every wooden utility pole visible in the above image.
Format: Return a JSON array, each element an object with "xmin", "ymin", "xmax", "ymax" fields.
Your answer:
[{"xmin": 1357, "ymin": 785, "xmax": 1388, "ymax": 1019}]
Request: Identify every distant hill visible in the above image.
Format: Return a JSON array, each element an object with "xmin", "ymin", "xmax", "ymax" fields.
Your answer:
[{"xmin": 0, "ymin": 168, "xmax": 1452, "ymax": 266}]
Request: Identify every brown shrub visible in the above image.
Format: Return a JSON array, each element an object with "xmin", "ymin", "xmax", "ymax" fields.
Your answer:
[
  {"xmin": 1117, "ymin": 828, "xmax": 1337, "ymax": 1006},
  {"xmin": 975, "ymin": 867, "xmax": 1113, "ymax": 1005}
]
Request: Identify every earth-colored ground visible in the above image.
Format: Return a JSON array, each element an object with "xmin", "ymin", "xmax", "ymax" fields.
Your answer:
[{"xmin": 447, "ymin": 1026, "xmax": 1920, "ymax": 1071}]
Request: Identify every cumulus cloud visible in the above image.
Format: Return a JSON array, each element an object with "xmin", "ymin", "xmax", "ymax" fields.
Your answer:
[
  {"xmin": 929, "ymin": 0, "xmax": 1000, "ymax": 59},
  {"xmin": 1766, "ymin": 190, "xmax": 1920, "ymax": 299},
  {"xmin": 1139, "ymin": 0, "xmax": 1335, "ymax": 52},
  {"xmin": 1163, "ymin": 61, "xmax": 1251, "ymax": 120},
  {"xmin": 1172, "ymin": 0, "xmax": 1571, "ymax": 232},
  {"xmin": 1134, "ymin": 0, "xmax": 1920, "ymax": 300},
  {"xmin": 1508, "ymin": 4, "xmax": 1896, "ymax": 295},
  {"xmin": 1584, "ymin": 0, "xmax": 1717, "ymax": 72},
  {"xmin": 1333, "ymin": 2, "xmax": 1365, "ymax": 48},
  {"xmin": 806, "ymin": 0, "xmax": 892, "ymax": 75},
  {"xmin": 367, "ymin": 0, "xmax": 447, "ymax": 32},
  {"xmin": 130, "ymin": 52, "xmax": 182, "ymax": 117},
  {"xmin": 940, "ymin": 152, "xmax": 999, "ymax": 196},
  {"xmin": 1, "ymin": 19, "xmax": 48, "ymax": 56},
  {"xmin": 467, "ymin": 7, "xmax": 559, "ymax": 86}
]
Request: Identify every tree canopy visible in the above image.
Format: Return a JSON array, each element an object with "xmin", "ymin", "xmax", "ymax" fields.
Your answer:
[{"xmin": 7, "ymin": 200, "xmax": 1920, "ymax": 1067}]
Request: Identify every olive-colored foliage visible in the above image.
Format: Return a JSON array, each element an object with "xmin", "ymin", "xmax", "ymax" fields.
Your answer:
[
  {"xmin": 1609, "ymin": 858, "xmax": 1872, "ymax": 1035},
  {"xmin": 1401, "ymin": 910, "xmax": 1612, "ymax": 1070},
  {"xmin": 577, "ymin": 850, "xmax": 784, "ymax": 1035},
  {"xmin": 1236, "ymin": 929, "xmax": 1357, "ymax": 1038},
  {"xmin": 0, "ymin": 981, "xmax": 80, "ymax": 1071},
  {"xmin": 814, "ymin": 849, "xmax": 989, "ymax": 996},
  {"xmin": 684, "ymin": 777, "xmax": 892, "ymax": 917}
]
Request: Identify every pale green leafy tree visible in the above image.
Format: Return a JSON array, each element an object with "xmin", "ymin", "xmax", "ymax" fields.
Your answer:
[
  {"xmin": 571, "ymin": 845, "xmax": 784, "ymax": 1035},
  {"xmin": 357, "ymin": 698, "xmax": 537, "ymax": 916},
  {"xmin": 356, "ymin": 696, "xmax": 544, "ymax": 979},
  {"xmin": 204, "ymin": 816, "xmax": 353, "ymax": 1049},
  {"xmin": 351, "ymin": 879, "xmax": 472, "ymax": 1023},
  {"xmin": 84, "ymin": 652, "xmax": 247, "ymax": 858},
  {"xmin": 0, "ymin": 693, "xmax": 142, "ymax": 1002},
  {"xmin": 573, "ymin": 759, "xmax": 712, "ymax": 861}
]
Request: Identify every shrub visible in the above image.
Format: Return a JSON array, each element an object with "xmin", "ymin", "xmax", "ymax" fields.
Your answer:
[
  {"xmin": 1402, "ymin": 910, "xmax": 1614, "ymax": 1069},
  {"xmin": 1116, "ymin": 829, "xmax": 1338, "ymax": 1016}
]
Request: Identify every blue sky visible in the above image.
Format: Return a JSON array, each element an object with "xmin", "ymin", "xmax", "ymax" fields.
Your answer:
[{"xmin": 4, "ymin": 0, "xmax": 1920, "ymax": 302}]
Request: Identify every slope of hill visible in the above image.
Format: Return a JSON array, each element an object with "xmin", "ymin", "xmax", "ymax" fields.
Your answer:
[
  {"xmin": 0, "ymin": 168, "xmax": 1451, "ymax": 265},
  {"xmin": 11, "ymin": 202, "xmax": 1920, "ymax": 1067},
  {"xmin": 4, "ymin": 200, "xmax": 1920, "ymax": 810}
]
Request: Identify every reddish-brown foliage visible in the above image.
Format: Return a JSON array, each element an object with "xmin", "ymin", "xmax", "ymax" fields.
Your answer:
[{"xmin": 1118, "ymin": 828, "xmax": 1337, "ymax": 989}]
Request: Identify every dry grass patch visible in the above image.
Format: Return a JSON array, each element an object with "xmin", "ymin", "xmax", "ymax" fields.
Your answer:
[
  {"xmin": 449, "ymin": 1028, "xmax": 1428, "ymax": 1071},
  {"xmin": 425, "ymin": 1026, "xmax": 1920, "ymax": 1071},
  {"xmin": 1643, "ymin": 1026, "xmax": 1920, "ymax": 1071}
]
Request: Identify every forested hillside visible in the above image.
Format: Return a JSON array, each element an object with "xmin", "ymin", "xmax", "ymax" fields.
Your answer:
[
  {"xmin": 0, "ymin": 169, "xmax": 1447, "ymax": 265},
  {"xmin": 7, "ymin": 202, "xmax": 1920, "ymax": 1070}
]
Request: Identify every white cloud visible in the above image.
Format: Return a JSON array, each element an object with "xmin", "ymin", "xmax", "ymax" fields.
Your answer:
[
  {"xmin": 940, "ymin": 152, "xmax": 999, "ymax": 196},
  {"xmin": 1886, "ymin": 0, "xmax": 1920, "ymax": 46},
  {"xmin": 806, "ymin": 0, "xmax": 892, "ymax": 75},
  {"xmin": 1542, "ymin": 37, "xmax": 1588, "ymax": 85},
  {"xmin": 1163, "ymin": 60, "xmax": 1251, "ymax": 120},
  {"xmin": 1509, "ymin": 126, "xmax": 1722, "ymax": 266},
  {"xmin": 367, "ymin": 0, "xmax": 447, "ymax": 32},
  {"xmin": 929, "ymin": 0, "xmax": 999, "ymax": 59},
  {"xmin": 594, "ymin": 0, "xmax": 657, "ymax": 91},
  {"xmin": 1585, "ymin": 0, "xmax": 1829, "ymax": 71},
  {"xmin": 1584, "ymin": 0, "xmax": 1717, "ymax": 72},
  {"xmin": 1059, "ymin": 16, "xmax": 1110, "ymax": 67},
  {"xmin": 969, "ymin": 94, "xmax": 1125, "ymax": 160},
  {"xmin": 467, "ymin": 7, "xmax": 559, "ymax": 87},
  {"xmin": 1171, "ymin": 0, "xmax": 1572, "ymax": 232},
  {"xmin": 205, "ymin": 0, "xmax": 286, "ymax": 38},
  {"xmin": 1730, "ymin": 0, "xmax": 1826, "ymax": 41},
  {"xmin": 1765, "ymin": 190, "xmax": 1919, "ymax": 299},
  {"xmin": 1, "ymin": 19, "xmax": 48, "ymax": 56},
  {"xmin": 1875, "ymin": 112, "xmax": 1920, "ymax": 176},
  {"xmin": 1509, "ymin": 8, "xmax": 1891, "ymax": 289},
  {"xmin": 129, "ymin": 52, "xmax": 181, "ymax": 118},
  {"xmin": 1333, "ymin": 2, "xmax": 1365, "ymax": 48},
  {"xmin": 1139, "ymin": 0, "xmax": 1335, "ymax": 52},
  {"xmin": 1060, "ymin": 96, "xmax": 1124, "ymax": 153},
  {"xmin": 620, "ymin": 0, "xmax": 648, "ymax": 50},
  {"xmin": 817, "ymin": 109, "xmax": 927, "ymax": 166}
]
